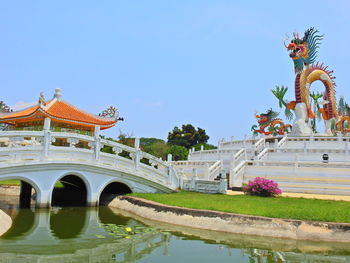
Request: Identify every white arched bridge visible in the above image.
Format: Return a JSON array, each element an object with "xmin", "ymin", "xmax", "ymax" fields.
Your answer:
[{"xmin": 0, "ymin": 130, "xmax": 179, "ymax": 207}]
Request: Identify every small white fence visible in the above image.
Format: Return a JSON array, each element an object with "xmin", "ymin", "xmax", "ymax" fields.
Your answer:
[
  {"xmin": 181, "ymin": 176, "xmax": 227, "ymax": 194},
  {"xmin": 171, "ymin": 160, "xmax": 223, "ymax": 180},
  {"xmin": 231, "ymin": 159, "xmax": 350, "ymax": 195}
]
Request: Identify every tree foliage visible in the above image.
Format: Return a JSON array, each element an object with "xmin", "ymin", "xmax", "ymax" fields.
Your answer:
[
  {"xmin": 99, "ymin": 125, "xmax": 211, "ymax": 161},
  {"xmin": 0, "ymin": 101, "xmax": 11, "ymax": 113},
  {"xmin": 166, "ymin": 145, "xmax": 188, "ymax": 161},
  {"xmin": 193, "ymin": 143, "xmax": 217, "ymax": 151},
  {"xmin": 167, "ymin": 124, "xmax": 209, "ymax": 149}
]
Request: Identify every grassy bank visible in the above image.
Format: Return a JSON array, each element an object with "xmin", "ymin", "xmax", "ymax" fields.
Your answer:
[
  {"xmin": 130, "ymin": 192, "xmax": 350, "ymax": 223},
  {"xmin": 0, "ymin": 180, "xmax": 21, "ymax": 185},
  {"xmin": 0, "ymin": 180, "xmax": 64, "ymax": 187}
]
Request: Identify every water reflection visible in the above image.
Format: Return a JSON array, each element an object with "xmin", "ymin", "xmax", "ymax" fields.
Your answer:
[
  {"xmin": 0, "ymin": 207, "xmax": 349, "ymax": 263},
  {"xmin": 50, "ymin": 207, "xmax": 86, "ymax": 239}
]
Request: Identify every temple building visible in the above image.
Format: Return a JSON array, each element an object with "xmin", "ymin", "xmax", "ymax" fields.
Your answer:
[{"xmin": 0, "ymin": 88, "xmax": 118, "ymax": 136}]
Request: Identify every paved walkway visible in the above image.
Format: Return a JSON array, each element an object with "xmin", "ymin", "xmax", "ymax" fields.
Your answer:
[{"xmin": 226, "ymin": 190, "xmax": 350, "ymax": 202}]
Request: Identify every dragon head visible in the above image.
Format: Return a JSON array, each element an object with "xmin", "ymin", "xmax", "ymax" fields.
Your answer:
[
  {"xmin": 256, "ymin": 109, "xmax": 279, "ymax": 125},
  {"xmin": 285, "ymin": 27, "xmax": 323, "ymax": 73}
]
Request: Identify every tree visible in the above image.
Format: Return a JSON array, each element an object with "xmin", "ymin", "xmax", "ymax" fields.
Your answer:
[
  {"xmin": 193, "ymin": 143, "xmax": 217, "ymax": 151},
  {"xmin": 142, "ymin": 140, "xmax": 168, "ymax": 160},
  {"xmin": 0, "ymin": 101, "xmax": 11, "ymax": 131},
  {"xmin": 0, "ymin": 101, "xmax": 11, "ymax": 113},
  {"xmin": 166, "ymin": 145, "xmax": 188, "ymax": 161},
  {"xmin": 167, "ymin": 124, "xmax": 209, "ymax": 149}
]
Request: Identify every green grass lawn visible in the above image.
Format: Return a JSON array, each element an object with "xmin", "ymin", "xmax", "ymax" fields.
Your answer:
[
  {"xmin": 0, "ymin": 180, "xmax": 21, "ymax": 185},
  {"xmin": 130, "ymin": 192, "xmax": 350, "ymax": 223},
  {"xmin": 0, "ymin": 180, "xmax": 64, "ymax": 188}
]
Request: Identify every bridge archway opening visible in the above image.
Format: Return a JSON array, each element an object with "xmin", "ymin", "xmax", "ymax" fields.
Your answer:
[
  {"xmin": 52, "ymin": 175, "xmax": 87, "ymax": 207},
  {"xmin": 0, "ymin": 179, "xmax": 37, "ymax": 209},
  {"xmin": 99, "ymin": 182, "xmax": 132, "ymax": 206}
]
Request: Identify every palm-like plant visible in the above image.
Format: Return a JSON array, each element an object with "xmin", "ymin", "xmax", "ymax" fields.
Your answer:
[
  {"xmin": 338, "ymin": 96, "xmax": 350, "ymax": 117},
  {"xmin": 271, "ymin": 85, "xmax": 293, "ymax": 121},
  {"xmin": 310, "ymin": 91, "xmax": 323, "ymax": 132}
]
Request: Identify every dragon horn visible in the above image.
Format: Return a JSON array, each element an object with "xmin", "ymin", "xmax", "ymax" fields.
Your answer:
[{"xmin": 284, "ymin": 33, "xmax": 289, "ymax": 48}]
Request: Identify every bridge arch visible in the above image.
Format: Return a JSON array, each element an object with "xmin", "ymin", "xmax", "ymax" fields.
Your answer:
[
  {"xmin": 51, "ymin": 172, "xmax": 92, "ymax": 207},
  {"xmin": 98, "ymin": 180, "xmax": 133, "ymax": 206},
  {"xmin": 0, "ymin": 175, "xmax": 41, "ymax": 208}
]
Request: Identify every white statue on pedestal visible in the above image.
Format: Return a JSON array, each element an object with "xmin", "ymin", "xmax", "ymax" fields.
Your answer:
[{"xmin": 291, "ymin": 102, "xmax": 312, "ymax": 136}]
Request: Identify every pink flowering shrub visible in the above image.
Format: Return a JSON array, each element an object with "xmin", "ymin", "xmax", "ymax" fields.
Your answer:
[{"xmin": 243, "ymin": 177, "xmax": 282, "ymax": 197}]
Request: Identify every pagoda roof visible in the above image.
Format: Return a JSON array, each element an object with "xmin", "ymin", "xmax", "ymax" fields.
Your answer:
[{"xmin": 0, "ymin": 89, "xmax": 118, "ymax": 130}]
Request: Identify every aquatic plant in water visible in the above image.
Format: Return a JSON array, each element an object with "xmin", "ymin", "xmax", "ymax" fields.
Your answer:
[
  {"xmin": 243, "ymin": 177, "xmax": 282, "ymax": 197},
  {"xmin": 97, "ymin": 224, "xmax": 159, "ymax": 239}
]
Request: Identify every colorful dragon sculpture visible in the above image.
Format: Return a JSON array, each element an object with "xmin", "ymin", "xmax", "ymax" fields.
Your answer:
[
  {"xmin": 251, "ymin": 109, "xmax": 292, "ymax": 136},
  {"xmin": 272, "ymin": 27, "xmax": 338, "ymax": 135},
  {"xmin": 336, "ymin": 97, "xmax": 350, "ymax": 133}
]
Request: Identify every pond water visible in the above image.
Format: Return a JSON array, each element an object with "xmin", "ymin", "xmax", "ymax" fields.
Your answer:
[{"xmin": 1, "ymin": 198, "xmax": 350, "ymax": 262}]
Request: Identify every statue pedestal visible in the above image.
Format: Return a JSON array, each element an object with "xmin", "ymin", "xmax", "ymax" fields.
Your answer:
[{"xmin": 291, "ymin": 103, "xmax": 313, "ymax": 136}]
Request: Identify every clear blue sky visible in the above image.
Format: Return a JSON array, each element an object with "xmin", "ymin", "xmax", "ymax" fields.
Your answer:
[{"xmin": 1, "ymin": 1, "xmax": 349, "ymax": 144}]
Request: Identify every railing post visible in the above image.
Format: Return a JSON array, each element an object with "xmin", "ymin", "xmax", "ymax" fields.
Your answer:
[
  {"xmin": 134, "ymin": 138, "xmax": 141, "ymax": 170},
  {"xmin": 191, "ymin": 168, "xmax": 197, "ymax": 191},
  {"xmin": 94, "ymin": 125, "xmax": 101, "ymax": 160},
  {"xmin": 294, "ymin": 154, "xmax": 299, "ymax": 169},
  {"xmin": 345, "ymin": 142, "xmax": 349, "ymax": 159},
  {"xmin": 205, "ymin": 163, "xmax": 210, "ymax": 180},
  {"xmin": 43, "ymin": 118, "xmax": 51, "ymax": 159},
  {"xmin": 219, "ymin": 171, "xmax": 227, "ymax": 194},
  {"xmin": 303, "ymin": 140, "xmax": 307, "ymax": 155},
  {"xmin": 274, "ymin": 139, "xmax": 278, "ymax": 150}
]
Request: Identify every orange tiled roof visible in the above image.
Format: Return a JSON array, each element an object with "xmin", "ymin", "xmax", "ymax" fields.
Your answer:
[
  {"xmin": 0, "ymin": 96, "xmax": 117, "ymax": 129},
  {"xmin": 46, "ymin": 100, "xmax": 116, "ymax": 126},
  {"xmin": 1, "ymin": 104, "xmax": 39, "ymax": 119}
]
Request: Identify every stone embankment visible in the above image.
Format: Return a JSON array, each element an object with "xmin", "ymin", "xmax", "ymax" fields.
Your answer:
[
  {"xmin": 109, "ymin": 196, "xmax": 350, "ymax": 243},
  {"xmin": 0, "ymin": 209, "xmax": 12, "ymax": 236},
  {"xmin": 0, "ymin": 185, "xmax": 20, "ymax": 196}
]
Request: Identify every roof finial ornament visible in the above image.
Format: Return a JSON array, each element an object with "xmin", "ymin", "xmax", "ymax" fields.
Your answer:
[
  {"xmin": 54, "ymin": 88, "xmax": 62, "ymax": 101},
  {"xmin": 38, "ymin": 92, "xmax": 46, "ymax": 108}
]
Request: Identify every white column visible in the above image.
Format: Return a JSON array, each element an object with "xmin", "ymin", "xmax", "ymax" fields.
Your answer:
[
  {"xmin": 43, "ymin": 118, "xmax": 51, "ymax": 159},
  {"xmin": 167, "ymin": 153, "xmax": 172, "ymax": 162},
  {"xmin": 134, "ymin": 138, "xmax": 141, "ymax": 170},
  {"xmin": 43, "ymin": 118, "xmax": 51, "ymax": 131},
  {"xmin": 205, "ymin": 163, "xmax": 210, "ymax": 180},
  {"xmin": 94, "ymin": 125, "xmax": 101, "ymax": 160}
]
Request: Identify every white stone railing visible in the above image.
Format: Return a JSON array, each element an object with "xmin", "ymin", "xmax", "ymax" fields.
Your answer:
[
  {"xmin": 188, "ymin": 148, "xmax": 239, "ymax": 160},
  {"xmin": 231, "ymin": 148, "xmax": 246, "ymax": 168},
  {"xmin": 256, "ymin": 148, "xmax": 269, "ymax": 160},
  {"xmin": 171, "ymin": 160, "xmax": 223, "ymax": 180},
  {"xmin": 240, "ymin": 159, "xmax": 350, "ymax": 169},
  {"xmin": 277, "ymin": 135, "xmax": 287, "ymax": 148},
  {"xmin": 207, "ymin": 160, "xmax": 223, "ymax": 180},
  {"xmin": 218, "ymin": 137, "xmax": 257, "ymax": 149},
  {"xmin": 181, "ymin": 177, "xmax": 227, "ymax": 194},
  {"xmin": 0, "ymin": 131, "xmax": 179, "ymax": 189},
  {"xmin": 254, "ymin": 138, "xmax": 265, "ymax": 155},
  {"xmin": 230, "ymin": 160, "xmax": 246, "ymax": 187}
]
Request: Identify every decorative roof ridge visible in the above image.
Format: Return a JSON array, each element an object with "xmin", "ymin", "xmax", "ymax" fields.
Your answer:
[
  {"xmin": 44, "ymin": 98, "xmax": 57, "ymax": 111},
  {"xmin": 57, "ymin": 99, "xmax": 117, "ymax": 122}
]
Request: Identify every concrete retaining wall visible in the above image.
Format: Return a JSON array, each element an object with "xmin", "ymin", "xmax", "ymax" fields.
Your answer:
[
  {"xmin": 0, "ymin": 209, "xmax": 12, "ymax": 236},
  {"xmin": 109, "ymin": 196, "xmax": 350, "ymax": 242}
]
